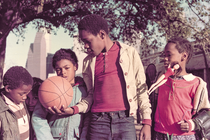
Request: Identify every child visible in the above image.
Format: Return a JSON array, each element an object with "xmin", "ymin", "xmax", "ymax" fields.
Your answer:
[
  {"xmin": 152, "ymin": 37, "xmax": 210, "ymax": 139},
  {"xmin": 25, "ymin": 77, "xmax": 43, "ymax": 140},
  {"xmin": 50, "ymin": 14, "xmax": 152, "ymax": 140},
  {"xmin": 32, "ymin": 49, "xmax": 89, "ymax": 140},
  {"xmin": 26, "ymin": 77, "xmax": 43, "ymax": 116},
  {"xmin": 0, "ymin": 66, "xmax": 33, "ymax": 140}
]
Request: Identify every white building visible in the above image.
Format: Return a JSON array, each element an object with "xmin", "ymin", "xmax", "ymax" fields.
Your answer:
[{"xmin": 26, "ymin": 27, "xmax": 51, "ymax": 80}]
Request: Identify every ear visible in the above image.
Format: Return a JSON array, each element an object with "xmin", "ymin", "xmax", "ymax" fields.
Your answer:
[
  {"xmin": 74, "ymin": 64, "xmax": 78, "ymax": 71},
  {"xmin": 181, "ymin": 52, "xmax": 188, "ymax": 61},
  {"xmin": 99, "ymin": 30, "xmax": 106, "ymax": 39},
  {"xmin": 5, "ymin": 85, "xmax": 11, "ymax": 93}
]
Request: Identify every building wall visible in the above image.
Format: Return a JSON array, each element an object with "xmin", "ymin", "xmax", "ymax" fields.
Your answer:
[{"xmin": 26, "ymin": 28, "xmax": 50, "ymax": 80}]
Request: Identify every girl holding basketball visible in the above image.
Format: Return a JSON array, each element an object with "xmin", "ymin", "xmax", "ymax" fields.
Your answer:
[{"xmin": 32, "ymin": 49, "xmax": 89, "ymax": 140}]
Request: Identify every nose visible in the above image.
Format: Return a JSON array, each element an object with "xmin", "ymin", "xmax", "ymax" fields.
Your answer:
[
  {"xmin": 164, "ymin": 56, "xmax": 168, "ymax": 61},
  {"xmin": 61, "ymin": 68, "xmax": 66, "ymax": 76},
  {"xmin": 23, "ymin": 95, "xmax": 27, "ymax": 100},
  {"xmin": 84, "ymin": 43, "xmax": 89, "ymax": 49},
  {"xmin": 29, "ymin": 98, "xmax": 34, "ymax": 105}
]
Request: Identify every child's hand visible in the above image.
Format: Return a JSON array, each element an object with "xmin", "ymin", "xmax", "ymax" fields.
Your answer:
[
  {"xmin": 177, "ymin": 120, "xmax": 189, "ymax": 132},
  {"xmin": 47, "ymin": 105, "xmax": 74, "ymax": 116},
  {"xmin": 139, "ymin": 124, "xmax": 151, "ymax": 140}
]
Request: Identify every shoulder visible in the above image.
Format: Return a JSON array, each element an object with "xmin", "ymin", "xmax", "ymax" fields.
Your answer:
[
  {"xmin": 116, "ymin": 41, "xmax": 140, "ymax": 60},
  {"xmin": 186, "ymin": 74, "xmax": 206, "ymax": 86},
  {"xmin": 117, "ymin": 41, "xmax": 136, "ymax": 52},
  {"xmin": 0, "ymin": 94, "xmax": 8, "ymax": 112},
  {"xmin": 74, "ymin": 77, "xmax": 87, "ymax": 94}
]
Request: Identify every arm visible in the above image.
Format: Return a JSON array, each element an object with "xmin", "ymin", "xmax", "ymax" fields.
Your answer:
[
  {"xmin": 178, "ymin": 78, "xmax": 210, "ymax": 133},
  {"xmin": 32, "ymin": 101, "xmax": 54, "ymax": 140},
  {"xmin": 74, "ymin": 57, "xmax": 94, "ymax": 113},
  {"xmin": 133, "ymin": 49, "xmax": 151, "ymax": 139},
  {"xmin": 178, "ymin": 110, "xmax": 210, "ymax": 133}
]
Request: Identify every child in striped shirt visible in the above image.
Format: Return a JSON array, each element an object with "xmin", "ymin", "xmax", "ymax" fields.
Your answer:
[{"xmin": 0, "ymin": 66, "xmax": 33, "ymax": 140}]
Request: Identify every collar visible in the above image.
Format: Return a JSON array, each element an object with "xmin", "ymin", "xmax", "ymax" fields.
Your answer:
[
  {"xmin": 98, "ymin": 42, "xmax": 118, "ymax": 57},
  {"xmin": 182, "ymin": 73, "xmax": 196, "ymax": 81},
  {"xmin": 170, "ymin": 73, "xmax": 195, "ymax": 81},
  {"xmin": 1, "ymin": 92, "xmax": 23, "ymax": 107},
  {"xmin": 2, "ymin": 93, "xmax": 15, "ymax": 106}
]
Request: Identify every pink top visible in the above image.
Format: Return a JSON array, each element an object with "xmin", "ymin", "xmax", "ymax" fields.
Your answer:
[
  {"xmin": 154, "ymin": 75, "xmax": 199, "ymax": 135},
  {"xmin": 91, "ymin": 42, "xmax": 129, "ymax": 112}
]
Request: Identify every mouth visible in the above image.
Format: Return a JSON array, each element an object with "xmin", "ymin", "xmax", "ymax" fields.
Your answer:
[
  {"xmin": 62, "ymin": 76, "xmax": 68, "ymax": 81},
  {"xmin": 28, "ymin": 106, "xmax": 34, "ymax": 109},
  {"xmin": 28, "ymin": 106, "xmax": 35, "ymax": 111},
  {"xmin": 164, "ymin": 62, "xmax": 169, "ymax": 68}
]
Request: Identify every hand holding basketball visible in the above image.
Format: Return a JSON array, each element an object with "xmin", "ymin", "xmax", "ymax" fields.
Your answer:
[
  {"xmin": 47, "ymin": 105, "xmax": 74, "ymax": 115},
  {"xmin": 38, "ymin": 76, "xmax": 73, "ymax": 109}
]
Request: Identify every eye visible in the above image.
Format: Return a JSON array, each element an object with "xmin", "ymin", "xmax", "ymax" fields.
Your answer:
[
  {"xmin": 65, "ymin": 67, "xmax": 70, "ymax": 70},
  {"xmin": 33, "ymin": 96, "xmax": 38, "ymax": 100},
  {"xmin": 56, "ymin": 68, "xmax": 61, "ymax": 73}
]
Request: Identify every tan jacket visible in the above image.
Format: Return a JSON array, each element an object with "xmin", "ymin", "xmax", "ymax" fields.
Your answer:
[
  {"xmin": 193, "ymin": 77, "xmax": 210, "ymax": 112},
  {"xmin": 76, "ymin": 41, "xmax": 152, "ymax": 120},
  {"xmin": 190, "ymin": 76, "xmax": 210, "ymax": 131}
]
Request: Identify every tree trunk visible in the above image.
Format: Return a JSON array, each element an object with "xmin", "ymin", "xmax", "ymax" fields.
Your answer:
[
  {"xmin": 0, "ymin": 30, "xmax": 9, "ymax": 87},
  {"xmin": 202, "ymin": 45, "xmax": 210, "ymax": 98}
]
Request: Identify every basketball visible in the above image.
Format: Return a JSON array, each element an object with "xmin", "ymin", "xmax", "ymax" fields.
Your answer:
[{"xmin": 38, "ymin": 76, "xmax": 73, "ymax": 109}]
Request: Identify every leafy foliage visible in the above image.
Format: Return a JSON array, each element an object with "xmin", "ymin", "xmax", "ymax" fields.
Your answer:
[{"xmin": 0, "ymin": 0, "xmax": 210, "ymax": 85}]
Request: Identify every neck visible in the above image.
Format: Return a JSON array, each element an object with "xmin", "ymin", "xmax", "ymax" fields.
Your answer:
[
  {"xmin": 104, "ymin": 37, "xmax": 114, "ymax": 52},
  {"xmin": 177, "ymin": 64, "xmax": 188, "ymax": 76}
]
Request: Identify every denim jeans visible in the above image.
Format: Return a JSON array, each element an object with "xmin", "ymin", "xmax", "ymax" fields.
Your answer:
[{"xmin": 88, "ymin": 110, "xmax": 136, "ymax": 140}]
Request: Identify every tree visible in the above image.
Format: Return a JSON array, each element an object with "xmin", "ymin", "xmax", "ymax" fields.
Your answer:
[
  {"xmin": 1, "ymin": 0, "xmax": 210, "ymax": 87},
  {"xmin": 0, "ymin": 0, "xmax": 171, "ymax": 86}
]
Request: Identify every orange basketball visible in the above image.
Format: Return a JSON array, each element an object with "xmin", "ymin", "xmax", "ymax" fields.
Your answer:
[{"xmin": 38, "ymin": 76, "xmax": 73, "ymax": 109}]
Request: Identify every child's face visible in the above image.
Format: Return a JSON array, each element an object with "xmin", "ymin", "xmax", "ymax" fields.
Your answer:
[
  {"xmin": 25, "ymin": 91, "xmax": 38, "ymax": 112},
  {"xmin": 55, "ymin": 59, "xmax": 77, "ymax": 85},
  {"xmin": 79, "ymin": 30, "xmax": 105, "ymax": 56},
  {"xmin": 164, "ymin": 43, "xmax": 183, "ymax": 70},
  {"xmin": 5, "ymin": 84, "xmax": 32, "ymax": 105}
]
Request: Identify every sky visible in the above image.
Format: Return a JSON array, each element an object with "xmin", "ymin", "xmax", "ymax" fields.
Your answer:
[{"xmin": 5, "ymin": 26, "xmax": 74, "ymax": 72}]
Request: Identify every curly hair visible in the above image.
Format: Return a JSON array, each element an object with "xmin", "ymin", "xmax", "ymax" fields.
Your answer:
[
  {"xmin": 167, "ymin": 37, "xmax": 193, "ymax": 63},
  {"xmin": 31, "ymin": 77, "xmax": 43, "ymax": 96},
  {"xmin": 3, "ymin": 66, "xmax": 33, "ymax": 89},
  {"xmin": 52, "ymin": 48, "xmax": 78, "ymax": 69},
  {"xmin": 78, "ymin": 14, "xmax": 109, "ymax": 36}
]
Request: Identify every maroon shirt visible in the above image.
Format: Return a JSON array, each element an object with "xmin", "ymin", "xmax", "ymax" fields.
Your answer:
[{"xmin": 91, "ymin": 42, "xmax": 129, "ymax": 112}]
